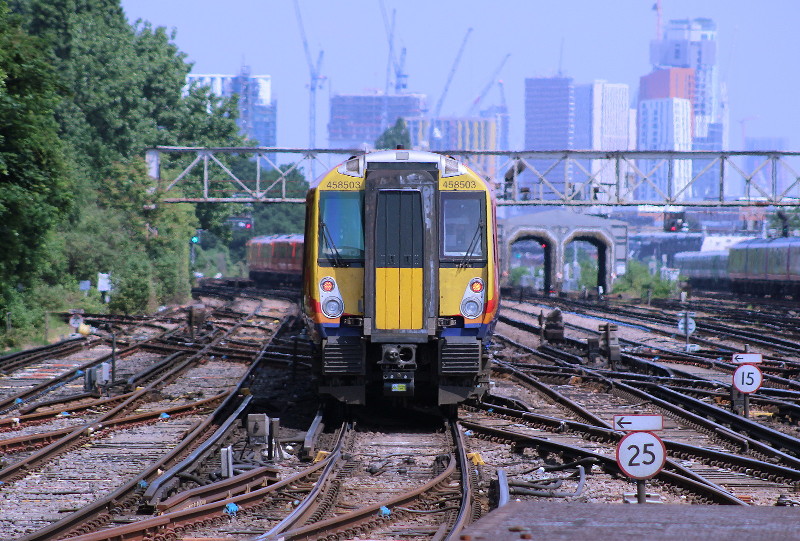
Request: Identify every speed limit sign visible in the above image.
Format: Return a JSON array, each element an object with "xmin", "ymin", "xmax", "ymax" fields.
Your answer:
[
  {"xmin": 616, "ymin": 431, "xmax": 666, "ymax": 480},
  {"xmin": 733, "ymin": 363, "xmax": 763, "ymax": 394}
]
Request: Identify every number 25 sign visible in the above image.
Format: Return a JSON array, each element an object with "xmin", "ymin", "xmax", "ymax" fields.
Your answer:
[{"xmin": 615, "ymin": 431, "xmax": 666, "ymax": 480}]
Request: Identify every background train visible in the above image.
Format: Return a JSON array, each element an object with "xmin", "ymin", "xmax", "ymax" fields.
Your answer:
[
  {"xmin": 675, "ymin": 236, "xmax": 800, "ymax": 297},
  {"xmin": 303, "ymin": 149, "xmax": 499, "ymax": 408},
  {"xmin": 246, "ymin": 234, "xmax": 304, "ymax": 287}
]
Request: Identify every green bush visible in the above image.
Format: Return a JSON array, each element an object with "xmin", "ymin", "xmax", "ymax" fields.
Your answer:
[{"xmin": 612, "ymin": 260, "xmax": 677, "ymax": 298}]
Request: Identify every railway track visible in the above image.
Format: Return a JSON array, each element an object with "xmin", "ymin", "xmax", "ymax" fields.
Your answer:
[
  {"xmin": 485, "ymin": 319, "xmax": 800, "ymax": 506},
  {"xmin": 5, "ymin": 284, "xmax": 800, "ymax": 539},
  {"xmin": 0, "ymin": 294, "xmax": 300, "ymax": 540}
]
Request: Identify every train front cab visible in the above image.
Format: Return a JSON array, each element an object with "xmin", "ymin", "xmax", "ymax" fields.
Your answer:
[{"xmin": 304, "ymin": 151, "xmax": 496, "ymax": 408}]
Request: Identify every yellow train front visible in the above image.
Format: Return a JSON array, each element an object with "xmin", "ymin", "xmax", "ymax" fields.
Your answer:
[{"xmin": 303, "ymin": 149, "xmax": 498, "ymax": 407}]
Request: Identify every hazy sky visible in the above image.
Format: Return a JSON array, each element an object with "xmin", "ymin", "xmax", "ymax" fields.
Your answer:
[{"xmin": 120, "ymin": 0, "xmax": 800, "ymax": 151}]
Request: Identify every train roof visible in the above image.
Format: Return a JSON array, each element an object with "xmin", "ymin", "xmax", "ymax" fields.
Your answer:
[
  {"xmin": 729, "ymin": 236, "xmax": 800, "ymax": 249},
  {"xmin": 310, "ymin": 149, "xmax": 487, "ymax": 189},
  {"xmin": 246, "ymin": 234, "xmax": 304, "ymax": 246}
]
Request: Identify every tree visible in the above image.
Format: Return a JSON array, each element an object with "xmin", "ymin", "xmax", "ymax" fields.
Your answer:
[
  {"xmin": 375, "ymin": 117, "xmax": 410, "ymax": 150},
  {"xmin": 0, "ymin": 2, "xmax": 72, "ymax": 302}
]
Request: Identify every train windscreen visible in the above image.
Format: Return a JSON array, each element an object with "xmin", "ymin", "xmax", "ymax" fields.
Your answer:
[
  {"xmin": 440, "ymin": 192, "xmax": 486, "ymax": 261},
  {"xmin": 318, "ymin": 191, "xmax": 365, "ymax": 266}
]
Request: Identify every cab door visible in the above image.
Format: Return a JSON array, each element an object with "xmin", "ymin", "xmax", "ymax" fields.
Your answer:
[{"xmin": 375, "ymin": 190, "xmax": 424, "ymax": 329}]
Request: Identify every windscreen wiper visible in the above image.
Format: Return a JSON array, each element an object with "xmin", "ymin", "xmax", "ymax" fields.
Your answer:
[
  {"xmin": 458, "ymin": 223, "xmax": 483, "ymax": 269},
  {"xmin": 320, "ymin": 221, "xmax": 348, "ymax": 267}
]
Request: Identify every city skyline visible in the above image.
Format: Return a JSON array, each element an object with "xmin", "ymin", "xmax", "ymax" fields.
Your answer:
[{"xmin": 120, "ymin": 0, "xmax": 800, "ymax": 151}]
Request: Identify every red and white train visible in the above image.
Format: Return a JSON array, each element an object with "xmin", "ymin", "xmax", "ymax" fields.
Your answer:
[{"xmin": 246, "ymin": 234, "xmax": 304, "ymax": 287}]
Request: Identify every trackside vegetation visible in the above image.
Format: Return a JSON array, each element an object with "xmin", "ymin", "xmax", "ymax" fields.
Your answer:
[{"xmin": 0, "ymin": 0, "xmax": 305, "ymax": 347}]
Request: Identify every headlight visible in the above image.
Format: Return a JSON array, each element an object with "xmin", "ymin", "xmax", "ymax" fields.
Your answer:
[
  {"xmin": 322, "ymin": 297, "xmax": 344, "ymax": 318},
  {"xmin": 460, "ymin": 297, "xmax": 483, "ymax": 319}
]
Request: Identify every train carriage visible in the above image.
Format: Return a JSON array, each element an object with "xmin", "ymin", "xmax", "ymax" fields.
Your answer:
[
  {"xmin": 246, "ymin": 234, "xmax": 304, "ymax": 287},
  {"xmin": 303, "ymin": 149, "xmax": 498, "ymax": 407},
  {"xmin": 676, "ymin": 237, "xmax": 800, "ymax": 298}
]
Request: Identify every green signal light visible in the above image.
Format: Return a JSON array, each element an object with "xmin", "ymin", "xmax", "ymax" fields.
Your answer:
[{"xmin": 191, "ymin": 235, "xmax": 200, "ymax": 244}]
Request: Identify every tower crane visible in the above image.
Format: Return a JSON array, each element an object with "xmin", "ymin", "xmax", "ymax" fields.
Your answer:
[
  {"xmin": 466, "ymin": 53, "xmax": 510, "ymax": 116},
  {"xmin": 497, "ymin": 79, "xmax": 509, "ymax": 150},
  {"xmin": 432, "ymin": 28, "xmax": 472, "ymax": 120},
  {"xmin": 428, "ymin": 27, "xmax": 472, "ymax": 146},
  {"xmin": 379, "ymin": 1, "xmax": 408, "ymax": 94},
  {"xmin": 294, "ymin": 0, "xmax": 324, "ymax": 149}
]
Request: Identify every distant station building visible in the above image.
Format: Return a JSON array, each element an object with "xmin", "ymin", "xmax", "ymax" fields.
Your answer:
[
  {"xmin": 498, "ymin": 209, "xmax": 629, "ymax": 294},
  {"xmin": 327, "ymin": 92, "xmax": 426, "ymax": 149},
  {"xmin": 187, "ymin": 67, "xmax": 277, "ymax": 147}
]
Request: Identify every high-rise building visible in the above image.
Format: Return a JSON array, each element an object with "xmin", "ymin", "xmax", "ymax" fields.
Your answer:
[
  {"xmin": 406, "ymin": 116, "xmax": 499, "ymax": 176},
  {"xmin": 187, "ymin": 67, "xmax": 277, "ymax": 147},
  {"xmin": 575, "ymin": 81, "xmax": 631, "ymax": 151},
  {"xmin": 650, "ymin": 18, "xmax": 719, "ymax": 140},
  {"xmin": 648, "ymin": 18, "xmax": 725, "ymax": 199},
  {"xmin": 574, "ymin": 81, "xmax": 633, "ymax": 200},
  {"xmin": 637, "ymin": 98, "xmax": 692, "ymax": 201},
  {"xmin": 524, "ymin": 77, "xmax": 575, "ymax": 199},
  {"xmin": 327, "ymin": 93, "xmax": 426, "ymax": 149},
  {"xmin": 639, "ymin": 69, "xmax": 695, "ymax": 111}
]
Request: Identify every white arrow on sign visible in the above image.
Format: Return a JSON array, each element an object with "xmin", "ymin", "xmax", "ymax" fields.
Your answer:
[
  {"xmin": 613, "ymin": 415, "xmax": 663, "ymax": 432},
  {"xmin": 732, "ymin": 353, "xmax": 763, "ymax": 364},
  {"xmin": 616, "ymin": 431, "xmax": 666, "ymax": 480},
  {"xmin": 733, "ymin": 363, "xmax": 763, "ymax": 394}
]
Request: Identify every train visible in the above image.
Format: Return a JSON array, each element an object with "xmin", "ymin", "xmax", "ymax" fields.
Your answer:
[
  {"xmin": 302, "ymin": 149, "xmax": 499, "ymax": 408},
  {"xmin": 246, "ymin": 234, "xmax": 304, "ymax": 287},
  {"xmin": 675, "ymin": 236, "xmax": 800, "ymax": 297}
]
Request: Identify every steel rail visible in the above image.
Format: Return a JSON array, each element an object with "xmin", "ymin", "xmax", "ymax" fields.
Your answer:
[
  {"xmin": 4, "ymin": 303, "xmax": 259, "ymax": 483},
  {"xmin": 0, "ymin": 337, "xmax": 90, "ymax": 374},
  {"xmin": 447, "ymin": 421, "xmax": 477, "ymax": 540},
  {"xmin": 459, "ymin": 419, "xmax": 746, "ymax": 505},
  {"xmin": 63, "ymin": 423, "xmax": 350, "ymax": 541},
  {"xmin": 472, "ymin": 398, "xmax": 800, "ymax": 486},
  {"xmin": 625, "ymin": 382, "xmax": 800, "ymax": 465},
  {"xmin": 491, "ymin": 360, "xmax": 800, "ymax": 488},
  {"xmin": 264, "ymin": 425, "xmax": 466, "ymax": 541},
  {"xmin": 497, "ymin": 356, "xmax": 800, "ymax": 470},
  {"xmin": 0, "ymin": 392, "xmax": 224, "ymax": 455},
  {"xmin": 26, "ymin": 311, "xmax": 299, "ymax": 540},
  {"xmin": 156, "ymin": 465, "xmax": 281, "ymax": 513}
]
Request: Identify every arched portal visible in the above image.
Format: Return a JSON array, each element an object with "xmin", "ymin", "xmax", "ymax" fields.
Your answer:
[
  {"xmin": 499, "ymin": 209, "xmax": 628, "ymax": 297},
  {"xmin": 564, "ymin": 232, "xmax": 613, "ymax": 293},
  {"xmin": 505, "ymin": 230, "xmax": 558, "ymax": 294}
]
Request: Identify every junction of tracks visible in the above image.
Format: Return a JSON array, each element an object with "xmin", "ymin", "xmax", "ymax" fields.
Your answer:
[{"xmin": 3, "ymin": 282, "xmax": 800, "ymax": 540}]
